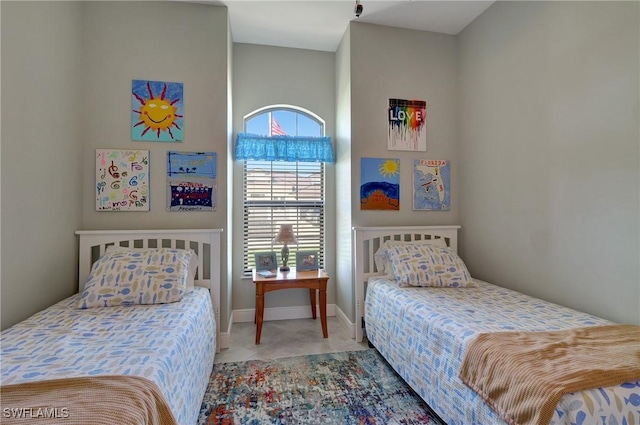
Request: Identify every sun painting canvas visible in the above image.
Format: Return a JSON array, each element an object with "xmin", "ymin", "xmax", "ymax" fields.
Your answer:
[{"xmin": 132, "ymin": 80, "xmax": 184, "ymax": 142}]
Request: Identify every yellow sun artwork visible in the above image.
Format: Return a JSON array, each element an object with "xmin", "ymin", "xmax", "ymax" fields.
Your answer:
[
  {"xmin": 379, "ymin": 159, "xmax": 400, "ymax": 177},
  {"xmin": 132, "ymin": 80, "xmax": 183, "ymax": 142}
]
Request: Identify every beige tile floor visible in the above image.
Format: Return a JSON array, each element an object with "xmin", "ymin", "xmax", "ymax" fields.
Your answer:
[{"xmin": 214, "ymin": 317, "xmax": 369, "ymax": 363}]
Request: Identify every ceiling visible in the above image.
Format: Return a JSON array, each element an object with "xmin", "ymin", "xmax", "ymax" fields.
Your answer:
[{"xmin": 196, "ymin": 1, "xmax": 494, "ymax": 52}]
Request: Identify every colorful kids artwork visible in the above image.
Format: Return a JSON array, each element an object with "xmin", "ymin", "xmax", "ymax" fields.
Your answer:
[
  {"xmin": 96, "ymin": 149, "xmax": 149, "ymax": 211},
  {"xmin": 132, "ymin": 79, "xmax": 183, "ymax": 142},
  {"xmin": 360, "ymin": 158, "xmax": 400, "ymax": 210},
  {"xmin": 388, "ymin": 98, "xmax": 426, "ymax": 151},
  {"xmin": 167, "ymin": 151, "xmax": 217, "ymax": 211},
  {"xmin": 413, "ymin": 159, "xmax": 450, "ymax": 211}
]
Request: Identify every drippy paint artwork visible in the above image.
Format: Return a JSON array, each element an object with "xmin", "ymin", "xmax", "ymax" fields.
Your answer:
[
  {"xmin": 388, "ymin": 98, "xmax": 426, "ymax": 151},
  {"xmin": 132, "ymin": 80, "xmax": 183, "ymax": 142},
  {"xmin": 413, "ymin": 159, "xmax": 450, "ymax": 211},
  {"xmin": 167, "ymin": 151, "xmax": 216, "ymax": 211},
  {"xmin": 96, "ymin": 149, "xmax": 149, "ymax": 211},
  {"xmin": 360, "ymin": 158, "xmax": 400, "ymax": 210}
]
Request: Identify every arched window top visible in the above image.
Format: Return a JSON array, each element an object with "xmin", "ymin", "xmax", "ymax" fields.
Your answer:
[
  {"xmin": 236, "ymin": 105, "xmax": 334, "ymax": 163},
  {"xmin": 244, "ymin": 104, "xmax": 325, "ymax": 136}
]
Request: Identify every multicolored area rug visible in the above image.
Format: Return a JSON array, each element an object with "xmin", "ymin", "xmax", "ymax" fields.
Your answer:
[{"xmin": 197, "ymin": 349, "xmax": 445, "ymax": 425}]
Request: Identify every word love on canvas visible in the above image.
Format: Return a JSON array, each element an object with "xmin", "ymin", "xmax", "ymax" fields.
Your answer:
[{"xmin": 389, "ymin": 109, "xmax": 424, "ymax": 123}]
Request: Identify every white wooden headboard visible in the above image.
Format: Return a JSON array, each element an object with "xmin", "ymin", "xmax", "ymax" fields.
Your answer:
[
  {"xmin": 75, "ymin": 229, "xmax": 223, "ymax": 351},
  {"xmin": 352, "ymin": 225, "xmax": 461, "ymax": 342}
]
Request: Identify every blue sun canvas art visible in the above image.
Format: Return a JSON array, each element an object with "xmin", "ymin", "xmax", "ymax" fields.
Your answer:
[
  {"xmin": 360, "ymin": 158, "xmax": 400, "ymax": 210},
  {"xmin": 132, "ymin": 79, "xmax": 183, "ymax": 142}
]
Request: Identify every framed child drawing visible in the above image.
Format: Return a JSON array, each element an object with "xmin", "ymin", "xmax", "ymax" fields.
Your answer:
[
  {"xmin": 96, "ymin": 149, "xmax": 149, "ymax": 211},
  {"xmin": 413, "ymin": 159, "xmax": 450, "ymax": 211}
]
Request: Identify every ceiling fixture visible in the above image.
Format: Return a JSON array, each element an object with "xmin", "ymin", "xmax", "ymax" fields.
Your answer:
[{"xmin": 354, "ymin": 1, "xmax": 363, "ymax": 18}]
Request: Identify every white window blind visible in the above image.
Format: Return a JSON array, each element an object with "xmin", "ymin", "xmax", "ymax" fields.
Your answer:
[{"xmin": 243, "ymin": 160, "xmax": 325, "ymax": 274}]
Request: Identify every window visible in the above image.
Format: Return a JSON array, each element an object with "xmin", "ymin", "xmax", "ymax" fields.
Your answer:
[{"xmin": 242, "ymin": 106, "xmax": 326, "ymax": 274}]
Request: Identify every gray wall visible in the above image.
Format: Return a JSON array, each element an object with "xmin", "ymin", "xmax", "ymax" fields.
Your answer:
[
  {"xmin": 1, "ymin": 1, "xmax": 232, "ymax": 330},
  {"xmin": 1, "ymin": 1, "xmax": 83, "ymax": 330},
  {"xmin": 458, "ymin": 1, "xmax": 640, "ymax": 325},
  {"xmin": 78, "ymin": 1, "xmax": 231, "ymax": 328},
  {"xmin": 225, "ymin": 17, "xmax": 234, "ymax": 335},
  {"xmin": 80, "ymin": 2, "xmax": 229, "ymax": 228},
  {"xmin": 231, "ymin": 43, "xmax": 336, "ymax": 312},
  {"xmin": 335, "ymin": 26, "xmax": 354, "ymax": 321},
  {"xmin": 349, "ymin": 23, "xmax": 459, "ymax": 228},
  {"xmin": 339, "ymin": 22, "xmax": 459, "ymax": 321}
]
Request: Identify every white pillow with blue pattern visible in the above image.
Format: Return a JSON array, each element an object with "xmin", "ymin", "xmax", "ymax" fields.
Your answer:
[
  {"xmin": 105, "ymin": 245, "xmax": 199, "ymax": 288},
  {"xmin": 78, "ymin": 248, "xmax": 197, "ymax": 309},
  {"xmin": 374, "ymin": 239, "xmax": 447, "ymax": 275},
  {"xmin": 383, "ymin": 243, "xmax": 477, "ymax": 288}
]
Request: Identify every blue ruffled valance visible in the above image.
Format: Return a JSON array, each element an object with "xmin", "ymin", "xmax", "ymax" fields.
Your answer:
[{"xmin": 235, "ymin": 133, "xmax": 335, "ymax": 163}]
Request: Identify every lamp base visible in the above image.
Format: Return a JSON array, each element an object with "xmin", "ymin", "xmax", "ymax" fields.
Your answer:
[{"xmin": 280, "ymin": 243, "xmax": 290, "ymax": 272}]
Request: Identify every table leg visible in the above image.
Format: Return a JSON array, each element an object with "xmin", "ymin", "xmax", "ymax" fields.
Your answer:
[
  {"xmin": 255, "ymin": 283, "xmax": 264, "ymax": 344},
  {"xmin": 309, "ymin": 288, "xmax": 317, "ymax": 320},
  {"xmin": 319, "ymin": 286, "xmax": 328, "ymax": 338}
]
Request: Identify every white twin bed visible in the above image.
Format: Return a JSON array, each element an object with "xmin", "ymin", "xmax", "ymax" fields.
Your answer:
[
  {"xmin": 354, "ymin": 226, "xmax": 640, "ymax": 425},
  {"xmin": 1, "ymin": 229, "xmax": 222, "ymax": 425}
]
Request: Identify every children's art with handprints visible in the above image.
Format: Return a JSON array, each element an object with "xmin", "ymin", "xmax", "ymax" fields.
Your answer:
[{"xmin": 167, "ymin": 151, "xmax": 216, "ymax": 211}]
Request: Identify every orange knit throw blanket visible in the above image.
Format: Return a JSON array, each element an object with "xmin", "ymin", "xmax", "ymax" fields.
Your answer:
[
  {"xmin": 459, "ymin": 324, "xmax": 640, "ymax": 425},
  {"xmin": 0, "ymin": 375, "xmax": 178, "ymax": 425}
]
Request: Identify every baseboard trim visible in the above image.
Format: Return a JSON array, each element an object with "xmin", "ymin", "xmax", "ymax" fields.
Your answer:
[
  {"xmin": 334, "ymin": 305, "xmax": 355, "ymax": 338},
  {"xmin": 233, "ymin": 304, "xmax": 337, "ymax": 323},
  {"xmin": 219, "ymin": 312, "xmax": 233, "ymax": 350}
]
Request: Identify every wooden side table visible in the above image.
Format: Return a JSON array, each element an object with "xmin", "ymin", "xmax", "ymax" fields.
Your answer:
[{"xmin": 252, "ymin": 267, "xmax": 329, "ymax": 344}]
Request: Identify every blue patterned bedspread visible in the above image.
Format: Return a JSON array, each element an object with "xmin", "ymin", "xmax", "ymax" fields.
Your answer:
[
  {"xmin": 365, "ymin": 277, "xmax": 640, "ymax": 425},
  {"xmin": 1, "ymin": 287, "xmax": 216, "ymax": 425}
]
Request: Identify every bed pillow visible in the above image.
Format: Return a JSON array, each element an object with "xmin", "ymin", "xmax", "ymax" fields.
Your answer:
[
  {"xmin": 78, "ymin": 248, "xmax": 197, "ymax": 309},
  {"xmin": 383, "ymin": 244, "xmax": 477, "ymax": 288},
  {"xmin": 105, "ymin": 246, "xmax": 199, "ymax": 288},
  {"xmin": 374, "ymin": 239, "xmax": 447, "ymax": 275}
]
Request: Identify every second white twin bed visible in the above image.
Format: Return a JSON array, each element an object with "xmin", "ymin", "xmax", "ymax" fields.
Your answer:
[{"xmin": 354, "ymin": 226, "xmax": 640, "ymax": 425}]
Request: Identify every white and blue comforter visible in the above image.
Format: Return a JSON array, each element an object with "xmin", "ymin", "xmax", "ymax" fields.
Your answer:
[
  {"xmin": 365, "ymin": 277, "xmax": 640, "ymax": 425},
  {"xmin": 1, "ymin": 287, "xmax": 216, "ymax": 425}
]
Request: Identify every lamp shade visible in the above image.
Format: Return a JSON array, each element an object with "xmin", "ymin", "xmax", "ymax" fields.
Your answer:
[{"xmin": 274, "ymin": 224, "xmax": 298, "ymax": 244}]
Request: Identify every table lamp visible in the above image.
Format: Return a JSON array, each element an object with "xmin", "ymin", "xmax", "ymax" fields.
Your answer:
[{"xmin": 274, "ymin": 224, "xmax": 297, "ymax": 271}]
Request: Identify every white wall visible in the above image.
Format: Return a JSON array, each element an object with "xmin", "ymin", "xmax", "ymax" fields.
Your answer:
[
  {"xmin": 458, "ymin": 1, "xmax": 640, "ymax": 325},
  {"xmin": 231, "ymin": 43, "xmax": 336, "ymax": 313},
  {"xmin": 1, "ymin": 1, "xmax": 83, "ymax": 329}
]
